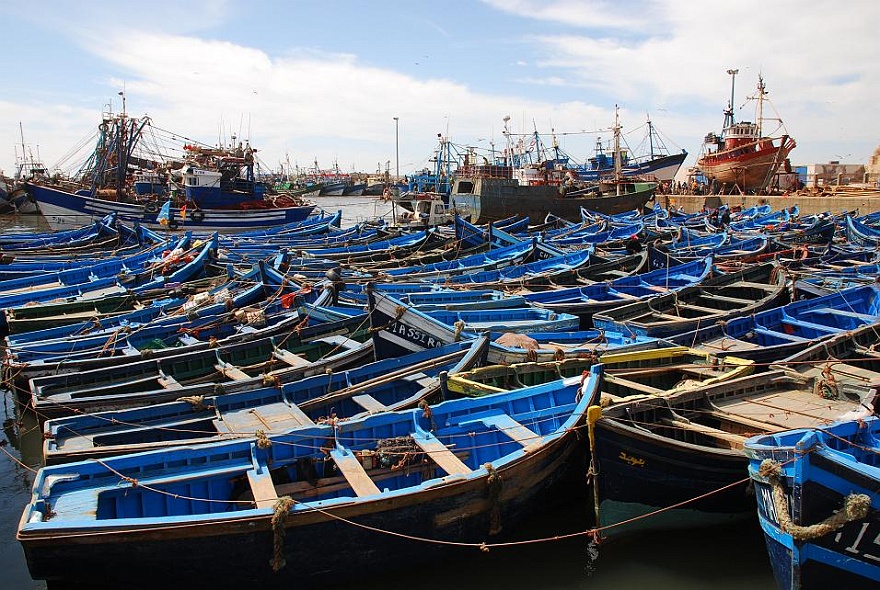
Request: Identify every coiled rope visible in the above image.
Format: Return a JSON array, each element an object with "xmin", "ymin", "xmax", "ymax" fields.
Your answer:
[{"xmin": 758, "ymin": 458, "xmax": 871, "ymax": 541}]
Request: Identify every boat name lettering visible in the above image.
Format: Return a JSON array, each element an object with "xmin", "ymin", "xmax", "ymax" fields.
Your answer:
[
  {"xmin": 834, "ymin": 521, "xmax": 880, "ymax": 563},
  {"xmin": 756, "ymin": 486, "xmax": 780, "ymax": 527},
  {"xmin": 618, "ymin": 451, "xmax": 645, "ymax": 467},
  {"xmin": 390, "ymin": 322, "xmax": 442, "ymax": 348}
]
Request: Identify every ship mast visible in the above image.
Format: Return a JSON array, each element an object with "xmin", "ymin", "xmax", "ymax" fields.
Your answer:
[
  {"xmin": 613, "ymin": 105, "xmax": 622, "ymax": 196},
  {"xmin": 723, "ymin": 68, "xmax": 738, "ymax": 130},
  {"xmin": 755, "ymin": 75, "xmax": 766, "ymax": 137}
]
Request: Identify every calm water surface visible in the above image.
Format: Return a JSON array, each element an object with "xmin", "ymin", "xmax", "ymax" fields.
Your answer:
[{"xmin": 0, "ymin": 201, "xmax": 777, "ymax": 589}]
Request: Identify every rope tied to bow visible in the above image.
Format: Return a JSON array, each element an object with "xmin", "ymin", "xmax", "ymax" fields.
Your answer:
[
  {"xmin": 255, "ymin": 429, "xmax": 272, "ymax": 449},
  {"xmin": 270, "ymin": 496, "xmax": 295, "ymax": 572},
  {"xmin": 176, "ymin": 395, "xmax": 206, "ymax": 411},
  {"xmin": 453, "ymin": 319, "xmax": 465, "ymax": 342},
  {"xmin": 758, "ymin": 459, "xmax": 872, "ymax": 541},
  {"xmin": 486, "ymin": 463, "xmax": 503, "ymax": 536}
]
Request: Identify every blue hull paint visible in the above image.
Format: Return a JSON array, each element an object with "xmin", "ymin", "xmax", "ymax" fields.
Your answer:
[
  {"xmin": 746, "ymin": 416, "xmax": 880, "ymax": 589},
  {"xmin": 28, "ymin": 182, "xmax": 315, "ymax": 232}
]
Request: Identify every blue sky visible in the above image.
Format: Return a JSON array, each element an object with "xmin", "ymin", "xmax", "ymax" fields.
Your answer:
[{"xmin": 1, "ymin": 0, "xmax": 878, "ymax": 179}]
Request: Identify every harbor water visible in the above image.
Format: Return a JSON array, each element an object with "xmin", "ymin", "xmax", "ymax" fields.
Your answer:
[{"xmin": 0, "ymin": 198, "xmax": 778, "ymax": 589}]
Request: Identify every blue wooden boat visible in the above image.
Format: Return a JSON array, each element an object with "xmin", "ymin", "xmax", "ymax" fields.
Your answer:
[
  {"xmin": 17, "ymin": 364, "xmax": 602, "ymax": 588},
  {"xmin": 340, "ymin": 286, "xmax": 528, "ymax": 311},
  {"xmin": 522, "ymin": 255, "xmax": 713, "ymax": 328},
  {"xmin": 41, "ymin": 337, "xmax": 489, "ymax": 463},
  {"xmin": 26, "ymin": 112, "xmax": 316, "ymax": 232},
  {"xmin": 366, "ymin": 287, "xmax": 662, "ymax": 362},
  {"xmin": 6, "ymin": 310, "xmax": 368, "ymax": 411},
  {"xmin": 309, "ymin": 295, "xmax": 580, "ymax": 335},
  {"xmin": 745, "ymin": 416, "xmax": 880, "ymax": 590},
  {"xmin": 542, "ymin": 222, "xmax": 643, "ymax": 249},
  {"xmin": 423, "ymin": 248, "xmax": 597, "ymax": 289},
  {"xmin": 3, "ymin": 264, "xmax": 261, "ymax": 349},
  {"xmin": 592, "ymin": 262, "xmax": 789, "ymax": 338},
  {"xmin": 293, "ymin": 229, "xmax": 436, "ymax": 261},
  {"xmin": 668, "ymin": 234, "xmax": 770, "ymax": 261},
  {"xmin": 2, "ymin": 274, "xmax": 315, "ymax": 368},
  {"xmin": 27, "ymin": 310, "xmax": 374, "ymax": 418},
  {"xmin": 374, "ymin": 239, "xmax": 536, "ymax": 280},
  {"xmin": 0, "ymin": 232, "xmax": 188, "ymax": 299},
  {"xmin": 0, "ymin": 234, "xmax": 219, "ymax": 330},
  {"xmin": 669, "ymin": 283, "xmax": 880, "ymax": 360},
  {"xmin": 588, "ymin": 329, "xmax": 880, "ymax": 542}
]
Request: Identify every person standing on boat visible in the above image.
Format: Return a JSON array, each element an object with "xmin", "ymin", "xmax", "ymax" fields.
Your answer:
[
  {"xmin": 325, "ymin": 266, "xmax": 346, "ymax": 305},
  {"xmin": 625, "ymin": 234, "xmax": 642, "ymax": 254}
]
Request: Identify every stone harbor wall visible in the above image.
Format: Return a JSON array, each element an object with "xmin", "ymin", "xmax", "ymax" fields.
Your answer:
[{"xmin": 654, "ymin": 190, "xmax": 880, "ymax": 216}]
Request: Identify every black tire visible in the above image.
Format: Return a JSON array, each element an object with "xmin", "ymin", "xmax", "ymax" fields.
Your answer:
[
  {"xmin": 191, "ymin": 209, "xmax": 205, "ymax": 222},
  {"xmin": 144, "ymin": 201, "xmax": 159, "ymax": 214}
]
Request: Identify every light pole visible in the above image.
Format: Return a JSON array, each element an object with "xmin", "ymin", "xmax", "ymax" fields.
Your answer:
[{"xmin": 393, "ymin": 117, "xmax": 400, "ymax": 183}]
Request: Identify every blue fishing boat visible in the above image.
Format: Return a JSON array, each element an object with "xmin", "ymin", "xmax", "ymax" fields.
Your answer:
[
  {"xmin": 592, "ymin": 262, "xmax": 789, "ymax": 338},
  {"xmin": 745, "ymin": 416, "xmax": 880, "ymax": 589},
  {"xmin": 365, "ymin": 286, "xmax": 660, "ymax": 362},
  {"xmin": 374, "ymin": 238, "xmax": 536, "ymax": 281},
  {"xmin": 522, "ymin": 255, "xmax": 713, "ymax": 328},
  {"xmin": 0, "ymin": 233, "xmax": 219, "ymax": 331},
  {"xmin": 41, "ymin": 337, "xmax": 489, "ymax": 464},
  {"xmin": 668, "ymin": 283, "xmax": 880, "ymax": 362},
  {"xmin": 25, "ymin": 107, "xmax": 316, "ymax": 232},
  {"xmin": 17, "ymin": 364, "xmax": 602, "ymax": 588},
  {"xmin": 588, "ymin": 327, "xmax": 880, "ymax": 542}
]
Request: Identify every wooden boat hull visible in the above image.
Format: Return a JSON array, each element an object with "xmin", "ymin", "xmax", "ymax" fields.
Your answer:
[
  {"xmin": 28, "ymin": 182, "xmax": 316, "ymax": 232},
  {"xmin": 592, "ymin": 262, "xmax": 789, "ymax": 338},
  {"xmin": 745, "ymin": 417, "xmax": 880, "ymax": 590},
  {"xmin": 594, "ymin": 417, "xmax": 753, "ymax": 539},
  {"xmin": 19, "ymin": 368, "xmax": 601, "ymax": 587},
  {"xmin": 450, "ymin": 177, "xmax": 654, "ymax": 224},
  {"xmin": 696, "ymin": 136, "xmax": 795, "ymax": 192}
]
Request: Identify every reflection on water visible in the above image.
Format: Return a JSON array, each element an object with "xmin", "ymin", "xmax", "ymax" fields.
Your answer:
[
  {"xmin": 0, "ymin": 208, "xmax": 777, "ymax": 589},
  {"xmin": 2, "ymin": 388, "xmax": 46, "ymax": 590}
]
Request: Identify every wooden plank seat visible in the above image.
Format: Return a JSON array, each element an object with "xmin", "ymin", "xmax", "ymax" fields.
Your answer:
[
  {"xmin": 675, "ymin": 302, "xmax": 724, "ymax": 314},
  {"xmin": 410, "ymin": 429, "xmax": 471, "ymax": 476},
  {"xmin": 699, "ymin": 293, "xmax": 754, "ymax": 306},
  {"xmin": 178, "ymin": 334, "xmax": 201, "ymax": 346},
  {"xmin": 316, "ymin": 334, "xmax": 362, "ymax": 351},
  {"xmin": 329, "ymin": 448, "xmax": 381, "ymax": 497},
  {"xmin": 271, "ymin": 348, "xmax": 311, "ymax": 368},
  {"xmin": 478, "ymin": 413, "xmax": 539, "ymax": 447},
  {"xmin": 157, "ymin": 372, "xmax": 182, "ymax": 389},
  {"xmin": 659, "ymin": 416, "xmax": 745, "ymax": 448},
  {"xmin": 608, "ymin": 290, "xmax": 640, "ymax": 300},
  {"xmin": 734, "ymin": 281, "xmax": 777, "ymax": 291},
  {"xmin": 698, "ymin": 337, "xmax": 762, "ymax": 351},
  {"xmin": 214, "ymin": 361, "xmax": 250, "ymax": 380},
  {"xmin": 247, "ymin": 468, "xmax": 278, "ymax": 509},
  {"xmin": 752, "ymin": 327, "xmax": 810, "ymax": 342},
  {"xmin": 217, "ymin": 402, "xmax": 315, "ymax": 434},
  {"xmin": 402, "ymin": 371, "xmax": 436, "ymax": 389},
  {"xmin": 603, "ymin": 374, "xmax": 664, "ymax": 395},
  {"xmin": 350, "ymin": 394, "xmax": 389, "ymax": 414}
]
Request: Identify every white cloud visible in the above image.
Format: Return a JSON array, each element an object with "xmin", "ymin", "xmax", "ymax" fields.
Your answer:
[{"xmin": 1, "ymin": 0, "xmax": 878, "ymax": 178}]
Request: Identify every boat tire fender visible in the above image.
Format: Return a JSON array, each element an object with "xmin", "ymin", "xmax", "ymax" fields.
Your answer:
[
  {"xmin": 191, "ymin": 209, "xmax": 205, "ymax": 223},
  {"xmin": 169, "ymin": 221, "xmax": 179, "ymax": 230},
  {"xmin": 144, "ymin": 201, "xmax": 159, "ymax": 214}
]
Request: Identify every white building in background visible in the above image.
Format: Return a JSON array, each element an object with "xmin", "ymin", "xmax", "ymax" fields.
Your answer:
[
  {"xmin": 866, "ymin": 145, "xmax": 880, "ymax": 186},
  {"xmin": 803, "ymin": 161, "xmax": 867, "ymax": 186}
]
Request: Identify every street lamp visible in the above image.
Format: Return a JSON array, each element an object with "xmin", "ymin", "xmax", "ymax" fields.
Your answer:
[{"xmin": 393, "ymin": 117, "xmax": 400, "ymax": 183}]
